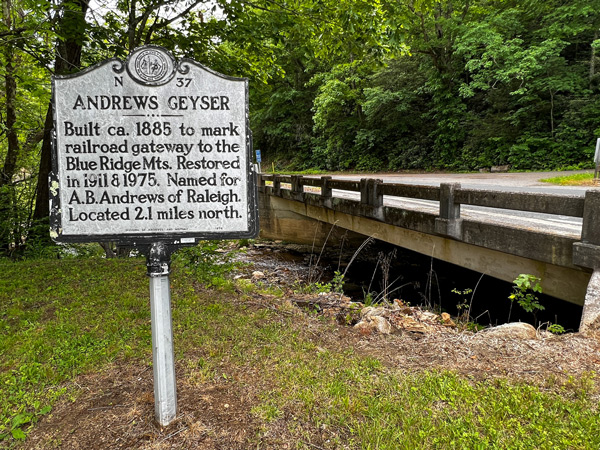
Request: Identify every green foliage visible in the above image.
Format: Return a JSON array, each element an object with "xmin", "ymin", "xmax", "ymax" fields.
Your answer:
[
  {"xmin": 2, "ymin": 0, "xmax": 600, "ymax": 250},
  {"xmin": 172, "ymin": 241, "xmax": 241, "ymax": 286},
  {"xmin": 295, "ymin": 271, "xmax": 345, "ymax": 295},
  {"xmin": 548, "ymin": 323, "xmax": 566, "ymax": 334},
  {"xmin": 331, "ymin": 270, "xmax": 345, "ymax": 294},
  {"xmin": 251, "ymin": 0, "xmax": 600, "ymax": 171},
  {"xmin": 509, "ymin": 274, "xmax": 545, "ymax": 317},
  {"xmin": 2, "ymin": 257, "xmax": 600, "ymax": 447},
  {"xmin": 362, "ymin": 290, "xmax": 377, "ymax": 307},
  {"xmin": 452, "ymin": 287, "xmax": 473, "ymax": 322}
]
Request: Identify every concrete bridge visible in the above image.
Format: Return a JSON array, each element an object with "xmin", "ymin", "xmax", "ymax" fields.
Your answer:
[{"xmin": 257, "ymin": 174, "xmax": 600, "ymax": 331}]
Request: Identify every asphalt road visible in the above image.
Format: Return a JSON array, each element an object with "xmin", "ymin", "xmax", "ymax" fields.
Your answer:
[
  {"xmin": 322, "ymin": 169, "xmax": 595, "ymax": 195},
  {"xmin": 315, "ymin": 170, "xmax": 598, "ymax": 239}
]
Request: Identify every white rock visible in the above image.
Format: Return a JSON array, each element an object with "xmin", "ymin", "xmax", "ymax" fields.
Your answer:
[
  {"xmin": 251, "ymin": 271, "xmax": 265, "ymax": 279},
  {"xmin": 371, "ymin": 316, "xmax": 392, "ymax": 334},
  {"xmin": 482, "ymin": 322, "xmax": 538, "ymax": 340},
  {"xmin": 354, "ymin": 316, "xmax": 392, "ymax": 334},
  {"xmin": 361, "ymin": 306, "xmax": 387, "ymax": 319}
]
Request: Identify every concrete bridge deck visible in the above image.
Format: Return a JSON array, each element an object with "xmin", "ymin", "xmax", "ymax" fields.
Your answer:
[{"xmin": 257, "ymin": 174, "xmax": 600, "ymax": 331}]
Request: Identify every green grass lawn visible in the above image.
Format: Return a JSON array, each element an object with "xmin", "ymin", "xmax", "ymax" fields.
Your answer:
[
  {"xmin": 540, "ymin": 172, "xmax": 598, "ymax": 186},
  {"xmin": 1, "ymin": 254, "xmax": 599, "ymax": 449}
]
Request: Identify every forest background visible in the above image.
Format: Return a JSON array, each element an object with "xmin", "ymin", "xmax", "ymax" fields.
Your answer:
[{"xmin": 0, "ymin": 0, "xmax": 599, "ymax": 255}]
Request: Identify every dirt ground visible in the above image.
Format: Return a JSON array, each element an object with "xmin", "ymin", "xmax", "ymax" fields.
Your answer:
[{"xmin": 15, "ymin": 246, "xmax": 600, "ymax": 449}]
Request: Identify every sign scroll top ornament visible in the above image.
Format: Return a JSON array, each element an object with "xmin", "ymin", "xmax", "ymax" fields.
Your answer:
[{"xmin": 126, "ymin": 46, "xmax": 177, "ymax": 86}]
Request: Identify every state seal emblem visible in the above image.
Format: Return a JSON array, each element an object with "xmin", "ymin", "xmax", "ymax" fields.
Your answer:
[
  {"xmin": 135, "ymin": 49, "xmax": 168, "ymax": 82},
  {"xmin": 126, "ymin": 46, "xmax": 176, "ymax": 86}
]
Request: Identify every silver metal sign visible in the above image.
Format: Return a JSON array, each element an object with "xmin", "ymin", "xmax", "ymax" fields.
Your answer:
[{"xmin": 50, "ymin": 45, "xmax": 258, "ymax": 245}]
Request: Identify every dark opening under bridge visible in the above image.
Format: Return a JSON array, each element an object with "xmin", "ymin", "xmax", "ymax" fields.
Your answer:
[{"xmin": 257, "ymin": 174, "xmax": 600, "ymax": 332}]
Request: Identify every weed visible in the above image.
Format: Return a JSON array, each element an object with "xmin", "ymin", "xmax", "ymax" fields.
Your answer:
[
  {"xmin": 238, "ymin": 238, "xmax": 255, "ymax": 248},
  {"xmin": 362, "ymin": 290, "xmax": 377, "ymax": 307},
  {"xmin": 508, "ymin": 274, "xmax": 544, "ymax": 324},
  {"xmin": 172, "ymin": 241, "xmax": 241, "ymax": 286},
  {"xmin": 547, "ymin": 323, "xmax": 566, "ymax": 335},
  {"xmin": 331, "ymin": 270, "xmax": 344, "ymax": 294},
  {"xmin": 378, "ymin": 249, "xmax": 397, "ymax": 302},
  {"xmin": 452, "ymin": 287, "xmax": 473, "ymax": 322},
  {"xmin": 307, "ymin": 222, "xmax": 338, "ymax": 285},
  {"xmin": 423, "ymin": 252, "xmax": 441, "ymax": 310}
]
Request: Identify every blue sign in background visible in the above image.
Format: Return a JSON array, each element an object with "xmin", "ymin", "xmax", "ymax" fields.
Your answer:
[{"xmin": 256, "ymin": 150, "xmax": 262, "ymax": 163}]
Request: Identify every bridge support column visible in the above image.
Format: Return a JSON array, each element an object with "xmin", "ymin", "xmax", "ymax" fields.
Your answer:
[
  {"xmin": 580, "ymin": 270, "xmax": 600, "ymax": 332},
  {"xmin": 360, "ymin": 178, "xmax": 383, "ymax": 220},
  {"xmin": 291, "ymin": 175, "xmax": 305, "ymax": 202},
  {"xmin": 573, "ymin": 191, "xmax": 600, "ymax": 332},
  {"xmin": 321, "ymin": 176, "xmax": 332, "ymax": 208},
  {"xmin": 435, "ymin": 183, "xmax": 463, "ymax": 240},
  {"xmin": 272, "ymin": 174, "xmax": 281, "ymax": 196}
]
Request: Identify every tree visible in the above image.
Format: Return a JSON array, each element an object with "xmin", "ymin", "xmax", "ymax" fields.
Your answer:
[
  {"xmin": 0, "ymin": 0, "xmax": 50, "ymax": 254},
  {"xmin": 31, "ymin": 0, "xmax": 89, "ymax": 246}
]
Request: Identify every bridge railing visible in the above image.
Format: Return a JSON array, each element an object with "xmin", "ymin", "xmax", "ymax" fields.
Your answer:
[{"xmin": 258, "ymin": 174, "xmax": 600, "ymax": 270}]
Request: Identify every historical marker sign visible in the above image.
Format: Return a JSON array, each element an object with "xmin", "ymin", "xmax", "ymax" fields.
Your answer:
[
  {"xmin": 50, "ymin": 45, "xmax": 258, "ymax": 244},
  {"xmin": 50, "ymin": 46, "xmax": 259, "ymax": 427}
]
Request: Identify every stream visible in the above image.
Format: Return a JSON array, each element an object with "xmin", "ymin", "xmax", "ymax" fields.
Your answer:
[{"xmin": 241, "ymin": 239, "xmax": 583, "ymax": 332}]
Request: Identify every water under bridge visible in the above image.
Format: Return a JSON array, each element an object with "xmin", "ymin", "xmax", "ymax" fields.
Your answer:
[{"xmin": 257, "ymin": 174, "xmax": 600, "ymax": 331}]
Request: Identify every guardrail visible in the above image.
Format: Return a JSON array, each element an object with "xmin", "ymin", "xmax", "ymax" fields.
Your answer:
[{"xmin": 258, "ymin": 174, "xmax": 600, "ymax": 271}]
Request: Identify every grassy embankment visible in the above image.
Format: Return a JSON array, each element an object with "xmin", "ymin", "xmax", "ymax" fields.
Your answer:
[
  {"xmin": 1, "ymin": 247, "xmax": 599, "ymax": 449},
  {"xmin": 541, "ymin": 172, "xmax": 598, "ymax": 186}
]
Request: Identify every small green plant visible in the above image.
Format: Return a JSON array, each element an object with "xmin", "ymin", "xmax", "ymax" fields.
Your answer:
[
  {"xmin": 362, "ymin": 290, "xmax": 376, "ymax": 307},
  {"xmin": 509, "ymin": 274, "xmax": 544, "ymax": 323},
  {"xmin": 465, "ymin": 322, "xmax": 485, "ymax": 332},
  {"xmin": 173, "ymin": 241, "xmax": 240, "ymax": 285},
  {"xmin": 2, "ymin": 407, "xmax": 51, "ymax": 441},
  {"xmin": 331, "ymin": 270, "xmax": 344, "ymax": 294},
  {"xmin": 547, "ymin": 323, "xmax": 566, "ymax": 334},
  {"xmin": 452, "ymin": 287, "xmax": 473, "ymax": 322},
  {"xmin": 238, "ymin": 238, "xmax": 255, "ymax": 248},
  {"xmin": 314, "ymin": 280, "xmax": 333, "ymax": 293},
  {"xmin": 295, "ymin": 270, "xmax": 345, "ymax": 295}
]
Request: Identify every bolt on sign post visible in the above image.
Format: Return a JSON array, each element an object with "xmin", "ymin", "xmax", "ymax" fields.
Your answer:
[{"xmin": 49, "ymin": 45, "xmax": 259, "ymax": 426}]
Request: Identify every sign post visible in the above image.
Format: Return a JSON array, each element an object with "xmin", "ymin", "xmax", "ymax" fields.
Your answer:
[
  {"xmin": 147, "ymin": 242, "xmax": 176, "ymax": 425},
  {"xmin": 594, "ymin": 138, "xmax": 600, "ymax": 183},
  {"xmin": 49, "ymin": 46, "xmax": 258, "ymax": 426}
]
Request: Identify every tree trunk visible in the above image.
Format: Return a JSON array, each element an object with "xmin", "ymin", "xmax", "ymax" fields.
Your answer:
[
  {"xmin": 549, "ymin": 89, "xmax": 555, "ymax": 139},
  {"xmin": 128, "ymin": 0, "xmax": 137, "ymax": 51},
  {"xmin": 1, "ymin": 0, "xmax": 18, "ymax": 186},
  {"xmin": 31, "ymin": 0, "xmax": 89, "ymax": 238},
  {"xmin": 31, "ymin": 105, "xmax": 53, "ymax": 223},
  {"xmin": 591, "ymin": 29, "xmax": 598, "ymax": 90},
  {"xmin": 0, "ymin": 0, "xmax": 19, "ymax": 254},
  {"xmin": 1, "ymin": 56, "xmax": 18, "ymax": 185}
]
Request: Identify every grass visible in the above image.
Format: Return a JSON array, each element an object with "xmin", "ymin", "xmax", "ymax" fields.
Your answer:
[
  {"xmin": 0, "ymin": 258, "xmax": 151, "ymax": 443},
  {"xmin": 1, "ymin": 251, "xmax": 599, "ymax": 448},
  {"xmin": 540, "ymin": 172, "xmax": 598, "ymax": 186}
]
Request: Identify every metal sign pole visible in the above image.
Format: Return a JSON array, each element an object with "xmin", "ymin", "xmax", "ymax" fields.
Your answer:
[
  {"xmin": 595, "ymin": 138, "xmax": 600, "ymax": 182},
  {"xmin": 146, "ymin": 242, "xmax": 177, "ymax": 426}
]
